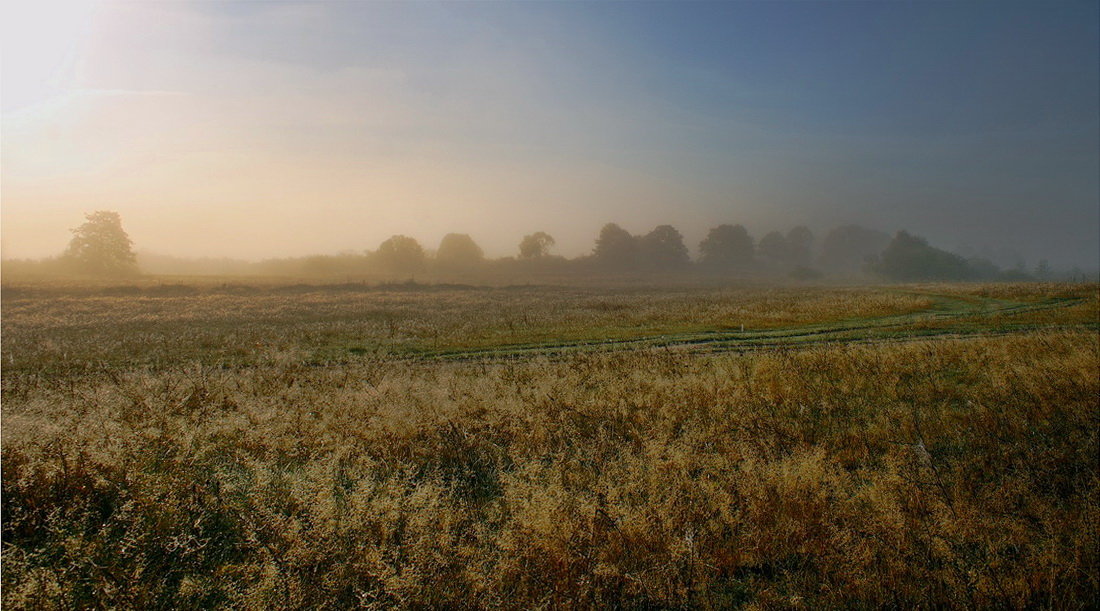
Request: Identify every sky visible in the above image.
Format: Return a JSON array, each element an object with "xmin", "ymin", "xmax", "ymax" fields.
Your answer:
[{"xmin": 2, "ymin": 0, "xmax": 1098, "ymax": 268}]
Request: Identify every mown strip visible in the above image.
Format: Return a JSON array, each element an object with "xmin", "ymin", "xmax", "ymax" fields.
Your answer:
[{"xmin": 407, "ymin": 295, "xmax": 1089, "ymax": 361}]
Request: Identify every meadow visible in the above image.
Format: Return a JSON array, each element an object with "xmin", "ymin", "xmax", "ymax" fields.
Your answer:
[{"xmin": 2, "ymin": 281, "xmax": 1097, "ymax": 608}]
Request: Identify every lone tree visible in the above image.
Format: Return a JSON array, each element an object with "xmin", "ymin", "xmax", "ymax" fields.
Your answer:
[
  {"xmin": 699, "ymin": 224, "xmax": 754, "ymax": 268},
  {"xmin": 63, "ymin": 211, "xmax": 138, "ymax": 276},
  {"xmin": 518, "ymin": 232, "xmax": 555, "ymax": 259}
]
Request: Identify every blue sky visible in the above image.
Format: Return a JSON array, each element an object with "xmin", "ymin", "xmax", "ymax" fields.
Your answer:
[{"xmin": 2, "ymin": 0, "xmax": 1097, "ymax": 267}]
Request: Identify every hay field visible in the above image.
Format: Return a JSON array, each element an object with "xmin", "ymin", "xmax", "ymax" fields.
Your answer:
[{"xmin": 2, "ymin": 282, "xmax": 1097, "ymax": 608}]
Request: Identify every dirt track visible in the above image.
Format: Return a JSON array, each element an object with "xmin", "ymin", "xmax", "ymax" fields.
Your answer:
[{"xmin": 417, "ymin": 293, "xmax": 1092, "ymax": 361}]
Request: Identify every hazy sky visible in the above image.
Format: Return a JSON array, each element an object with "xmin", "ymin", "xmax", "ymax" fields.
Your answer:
[{"xmin": 3, "ymin": 0, "xmax": 1098, "ymax": 267}]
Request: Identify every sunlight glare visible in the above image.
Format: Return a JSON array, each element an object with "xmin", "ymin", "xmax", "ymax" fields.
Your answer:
[{"xmin": 1, "ymin": 0, "xmax": 99, "ymax": 113}]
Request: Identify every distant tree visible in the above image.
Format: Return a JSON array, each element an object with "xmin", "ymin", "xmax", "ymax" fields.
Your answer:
[
  {"xmin": 62, "ymin": 211, "xmax": 138, "ymax": 276},
  {"xmin": 518, "ymin": 232, "xmax": 555, "ymax": 259},
  {"xmin": 999, "ymin": 268, "xmax": 1035, "ymax": 281},
  {"xmin": 639, "ymin": 225, "xmax": 690, "ymax": 269},
  {"xmin": 789, "ymin": 266, "xmax": 823, "ymax": 281},
  {"xmin": 1034, "ymin": 259, "xmax": 1052, "ymax": 280},
  {"xmin": 819, "ymin": 224, "xmax": 892, "ymax": 272},
  {"xmin": 966, "ymin": 256, "xmax": 1003, "ymax": 280},
  {"xmin": 698, "ymin": 224, "xmax": 754, "ymax": 268},
  {"xmin": 435, "ymin": 233, "xmax": 484, "ymax": 270},
  {"xmin": 302, "ymin": 255, "xmax": 339, "ymax": 276},
  {"xmin": 786, "ymin": 226, "xmax": 814, "ymax": 267},
  {"xmin": 593, "ymin": 223, "xmax": 638, "ymax": 268},
  {"xmin": 375, "ymin": 235, "xmax": 426, "ymax": 274},
  {"xmin": 874, "ymin": 231, "xmax": 973, "ymax": 281},
  {"xmin": 757, "ymin": 231, "xmax": 789, "ymax": 265},
  {"xmin": 977, "ymin": 245, "xmax": 1026, "ymax": 271}
]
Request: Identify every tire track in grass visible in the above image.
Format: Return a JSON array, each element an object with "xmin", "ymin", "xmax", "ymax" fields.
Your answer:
[{"xmin": 407, "ymin": 294, "xmax": 1089, "ymax": 361}]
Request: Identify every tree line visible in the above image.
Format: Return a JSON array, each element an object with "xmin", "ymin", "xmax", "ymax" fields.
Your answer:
[
  {"xmin": 262, "ymin": 222, "xmax": 1055, "ymax": 282},
  {"xmin": 6, "ymin": 211, "xmax": 1083, "ymax": 283}
]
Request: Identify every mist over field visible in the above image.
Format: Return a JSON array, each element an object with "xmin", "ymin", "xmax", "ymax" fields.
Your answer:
[
  {"xmin": 3, "ymin": 2, "xmax": 1099, "ymax": 609},
  {"xmin": 2, "ymin": 1, "xmax": 1098, "ymax": 270}
]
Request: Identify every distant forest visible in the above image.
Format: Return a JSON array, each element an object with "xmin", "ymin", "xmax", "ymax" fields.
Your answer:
[{"xmin": 2, "ymin": 212, "xmax": 1089, "ymax": 283}]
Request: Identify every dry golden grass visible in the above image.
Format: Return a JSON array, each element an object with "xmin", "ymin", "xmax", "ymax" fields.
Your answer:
[
  {"xmin": 2, "ymin": 283, "xmax": 1097, "ymax": 608},
  {"xmin": 1, "ymin": 284, "xmax": 936, "ymax": 373}
]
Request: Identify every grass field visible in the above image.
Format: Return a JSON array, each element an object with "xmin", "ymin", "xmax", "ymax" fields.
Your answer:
[{"xmin": 2, "ymin": 281, "xmax": 1097, "ymax": 608}]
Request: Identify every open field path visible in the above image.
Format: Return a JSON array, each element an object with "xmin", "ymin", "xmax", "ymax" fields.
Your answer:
[{"xmin": 412, "ymin": 291, "xmax": 1094, "ymax": 361}]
